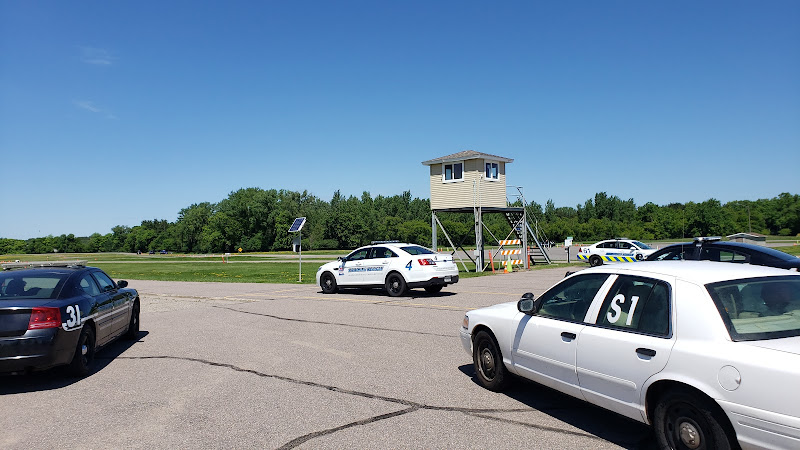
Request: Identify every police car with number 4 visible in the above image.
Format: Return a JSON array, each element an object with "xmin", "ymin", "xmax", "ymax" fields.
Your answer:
[
  {"xmin": 577, "ymin": 238, "xmax": 656, "ymax": 267},
  {"xmin": 317, "ymin": 242, "xmax": 459, "ymax": 296},
  {"xmin": 0, "ymin": 261, "xmax": 140, "ymax": 376}
]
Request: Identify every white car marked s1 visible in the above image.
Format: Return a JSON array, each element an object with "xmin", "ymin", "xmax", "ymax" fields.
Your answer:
[{"xmin": 461, "ymin": 261, "xmax": 800, "ymax": 449}]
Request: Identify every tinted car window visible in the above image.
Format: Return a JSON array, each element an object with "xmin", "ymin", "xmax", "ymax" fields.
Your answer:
[
  {"xmin": 347, "ymin": 249, "xmax": 370, "ymax": 261},
  {"xmin": 93, "ymin": 271, "xmax": 116, "ymax": 292},
  {"xmin": 538, "ymin": 273, "xmax": 610, "ymax": 322},
  {"xmin": 647, "ymin": 245, "xmax": 694, "ymax": 261},
  {"xmin": 401, "ymin": 246, "xmax": 435, "ymax": 255},
  {"xmin": 598, "ymin": 276, "xmax": 671, "ymax": 336},
  {"xmin": 370, "ymin": 247, "xmax": 397, "ymax": 259},
  {"xmin": 0, "ymin": 273, "xmax": 64, "ymax": 299},
  {"xmin": 700, "ymin": 248, "xmax": 748, "ymax": 263},
  {"xmin": 79, "ymin": 274, "xmax": 101, "ymax": 296},
  {"xmin": 707, "ymin": 276, "xmax": 800, "ymax": 341}
]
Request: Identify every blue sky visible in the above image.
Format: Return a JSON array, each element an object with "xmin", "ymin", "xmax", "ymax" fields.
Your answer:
[{"xmin": 1, "ymin": 1, "xmax": 798, "ymax": 240}]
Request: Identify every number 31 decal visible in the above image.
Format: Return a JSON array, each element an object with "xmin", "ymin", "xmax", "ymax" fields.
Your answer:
[
  {"xmin": 65, "ymin": 304, "xmax": 82, "ymax": 328},
  {"xmin": 607, "ymin": 294, "xmax": 639, "ymax": 326}
]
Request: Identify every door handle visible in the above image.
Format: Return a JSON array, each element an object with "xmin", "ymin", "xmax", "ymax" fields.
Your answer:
[
  {"xmin": 561, "ymin": 332, "xmax": 577, "ymax": 340},
  {"xmin": 636, "ymin": 348, "xmax": 656, "ymax": 357}
]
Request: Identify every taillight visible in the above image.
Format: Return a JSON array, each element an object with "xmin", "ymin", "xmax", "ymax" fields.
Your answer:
[
  {"xmin": 28, "ymin": 307, "xmax": 62, "ymax": 330},
  {"xmin": 418, "ymin": 259, "xmax": 436, "ymax": 266}
]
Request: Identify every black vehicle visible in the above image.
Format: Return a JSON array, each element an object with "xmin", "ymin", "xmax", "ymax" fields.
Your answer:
[
  {"xmin": 0, "ymin": 261, "xmax": 140, "ymax": 376},
  {"xmin": 646, "ymin": 237, "xmax": 800, "ymax": 270}
]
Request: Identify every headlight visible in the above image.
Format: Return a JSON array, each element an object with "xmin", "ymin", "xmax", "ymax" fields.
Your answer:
[{"xmin": 462, "ymin": 315, "xmax": 469, "ymax": 329}]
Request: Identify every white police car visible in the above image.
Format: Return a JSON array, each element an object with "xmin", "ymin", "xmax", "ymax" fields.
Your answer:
[
  {"xmin": 577, "ymin": 238, "xmax": 656, "ymax": 266},
  {"xmin": 316, "ymin": 242, "xmax": 459, "ymax": 297},
  {"xmin": 461, "ymin": 261, "xmax": 800, "ymax": 449}
]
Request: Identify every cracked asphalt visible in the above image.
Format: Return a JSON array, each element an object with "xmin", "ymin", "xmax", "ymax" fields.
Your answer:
[{"xmin": 1, "ymin": 267, "xmax": 657, "ymax": 449}]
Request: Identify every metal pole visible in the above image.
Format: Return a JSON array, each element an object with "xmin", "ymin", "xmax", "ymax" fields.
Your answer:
[{"xmin": 299, "ymin": 230, "xmax": 302, "ymax": 283}]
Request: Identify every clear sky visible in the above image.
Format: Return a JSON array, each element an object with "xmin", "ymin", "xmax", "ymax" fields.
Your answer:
[{"xmin": 1, "ymin": 1, "xmax": 798, "ymax": 240}]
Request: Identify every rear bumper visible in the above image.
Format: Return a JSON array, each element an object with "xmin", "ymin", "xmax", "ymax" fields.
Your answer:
[
  {"xmin": 407, "ymin": 275, "xmax": 459, "ymax": 289},
  {"xmin": 0, "ymin": 328, "xmax": 78, "ymax": 374}
]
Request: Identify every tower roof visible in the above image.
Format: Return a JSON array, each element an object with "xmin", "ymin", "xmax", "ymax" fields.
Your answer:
[{"xmin": 421, "ymin": 150, "xmax": 513, "ymax": 166}]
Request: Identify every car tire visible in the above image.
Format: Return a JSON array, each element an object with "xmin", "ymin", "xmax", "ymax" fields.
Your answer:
[
  {"xmin": 385, "ymin": 273, "xmax": 407, "ymax": 297},
  {"xmin": 124, "ymin": 301, "xmax": 140, "ymax": 340},
  {"xmin": 320, "ymin": 272, "xmax": 338, "ymax": 294},
  {"xmin": 68, "ymin": 326, "xmax": 96, "ymax": 377},
  {"xmin": 424, "ymin": 285, "xmax": 443, "ymax": 293},
  {"xmin": 472, "ymin": 330, "xmax": 508, "ymax": 391},
  {"xmin": 589, "ymin": 255, "xmax": 603, "ymax": 267},
  {"xmin": 654, "ymin": 388, "xmax": 734, "ymax": 450}
]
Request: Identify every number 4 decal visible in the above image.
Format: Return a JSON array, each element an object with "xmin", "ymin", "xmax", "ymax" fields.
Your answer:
[{"xmin": 405, "ymin": 261, "xmax": 412, "ymax": 270}]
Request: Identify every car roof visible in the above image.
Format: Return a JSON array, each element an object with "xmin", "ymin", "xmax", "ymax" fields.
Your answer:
[
  {"xmin": 656, "ymin": 241, "xmax": 799, "ymax": 262},
  {"xmin": 583, "ymin": 260, "xmax": 800, "ymax": 285}
]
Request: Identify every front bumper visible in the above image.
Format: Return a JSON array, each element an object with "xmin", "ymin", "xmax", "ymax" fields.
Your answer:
[
  {"xmin": 0, "ymin": 328, "xmax": 78, "ymax": 374},
  {"xmin": 460, "ymin": 328, "xmax": 472, "ymax": 356}
]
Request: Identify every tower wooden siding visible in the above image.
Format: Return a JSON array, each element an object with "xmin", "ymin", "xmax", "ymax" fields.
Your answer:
[{"xmin": 428, "ymin": 159, "xmax": 507, "ymax": 210}]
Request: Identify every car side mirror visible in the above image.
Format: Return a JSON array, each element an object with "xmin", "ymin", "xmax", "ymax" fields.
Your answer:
[
  {"xmin": 518, "ymin": 292, "xmax": 537, "ymax": 314},
  {"xmin": 117, "ymin": 280, "xmax": 128, "ymax": 288},
  {"xmin": 337, "ymin": 256, "xmax": 345, "ymax": 262}
]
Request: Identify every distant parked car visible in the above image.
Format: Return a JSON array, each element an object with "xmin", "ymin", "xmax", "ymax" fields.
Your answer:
[
  {"xmin": 576, "ymin": 238, "xmax": 657, "ymax": 266},
  {"xmin": 316, "ymin": 242, "xmax": 459, "ymax": 296},
  {"xmin": 160, "ymin": 250, "xmax": 167, "ymax": 254},
  {"xmin": 646, "ymin": 237, "xmax": 800, "ymax": 271}
]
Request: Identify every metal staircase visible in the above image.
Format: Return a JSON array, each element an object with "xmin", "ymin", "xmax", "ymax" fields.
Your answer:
[{"xmin": 506, "ymin": 187, "xmax": 552, "ymax": 265}]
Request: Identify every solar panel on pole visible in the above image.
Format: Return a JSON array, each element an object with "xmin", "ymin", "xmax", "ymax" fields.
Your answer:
[
  {"xmin": 288, "ymin": 217, "xmax": 306, "ymax": 282},
  {"xmin": 288, "ymin": 217, "xmax": 306, "ymax": 233}
]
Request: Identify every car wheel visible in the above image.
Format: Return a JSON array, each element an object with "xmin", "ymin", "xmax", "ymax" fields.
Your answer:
[
  {"xmin": 125, "ymin": 301, "xmax": 140, "ymax": 340},
  {"xmin": 68, "ymin": 326, "xmax": 96, "ymax": 377},
  {"xmin": 472, "ymin": 330, "xmax": 508, "ymax": 391},
  {"xmin": 385, "ymin": 273, "xmax": 407, "ymax": 297},
  {"xmin": 654, "ymin": 388, "xmax": 734, "ymax": 450},
  {"xmin": 320, "ymin": 272, "xmax": 338, "ymax": 294},
  {"xmin": 589, "ymin": 255, "xmax": 603, "ymax": 267},
  {"xmin": 424, "ymin": 285, "xmax": 443, "ymax": 293}
]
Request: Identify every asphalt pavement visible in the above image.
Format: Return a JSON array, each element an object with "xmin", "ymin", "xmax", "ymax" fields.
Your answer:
[{"xmin": 1, "ymin": 267, "xmax": 657, "ymax": 449}]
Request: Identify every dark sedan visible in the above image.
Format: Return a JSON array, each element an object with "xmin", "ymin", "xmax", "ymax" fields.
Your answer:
[
  {"xmin": 0, "ymin": 261, "xmax": 140, "ymax": 376},
  {"xmin": 646, "ymin": 237, "xmax": 800, "ymax": 270}
]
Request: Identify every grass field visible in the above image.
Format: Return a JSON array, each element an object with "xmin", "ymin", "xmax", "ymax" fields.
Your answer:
[
  {"xmin": 1, "ymin": 252, "xmax": 582, "ymax": 284},
  {"xmin": 3, "ymin": 245, "xmax": 796, "ymax": 284}
]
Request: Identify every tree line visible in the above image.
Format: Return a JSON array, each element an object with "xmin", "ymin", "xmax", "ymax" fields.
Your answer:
[{"xmin": 1, "ymin": 189, "xmax": 798, "ymax": 255}]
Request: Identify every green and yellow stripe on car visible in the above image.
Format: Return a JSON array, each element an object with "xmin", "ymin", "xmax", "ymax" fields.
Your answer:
[{"xmin": 577, "ymin": 254, "xmax": 639, "ymax": 263}]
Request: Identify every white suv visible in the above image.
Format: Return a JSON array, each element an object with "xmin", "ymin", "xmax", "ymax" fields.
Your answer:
[
  {"xmin": 316, "ymin": 242, "xmax": 459, "ymax": 296},
  {"xmin": 577, "ymin": 238, "xmax": 656, "ymax": 266}
]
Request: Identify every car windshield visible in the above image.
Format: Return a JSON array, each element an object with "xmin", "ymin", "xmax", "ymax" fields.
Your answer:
[
  {"xmin": 632, "ymin": 241, "xmax": 652, "ymax": 250},
  {"xmin": 401, "ymin": 245, "xmax": 435, "ymax": 255},
  {"xmin": 0, "ymin": 272, "xmax": 66, "ymax": 300},
  {"xmin": 706, "ymin": 276, "xmax": 800, "ymax": 341}
]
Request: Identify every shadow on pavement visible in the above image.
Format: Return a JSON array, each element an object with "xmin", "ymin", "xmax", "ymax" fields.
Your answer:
[
  {"xmin": 0, "ymin": 330, "xmax": 150, "ymax": 395},
  {"xmin": 458, "ymin": 364, "xmax": 657, "ymax": 449}
]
